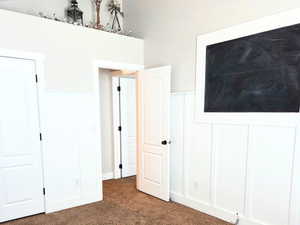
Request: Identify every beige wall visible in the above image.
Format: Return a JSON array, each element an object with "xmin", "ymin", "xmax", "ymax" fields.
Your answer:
[
  {"xmin": 0, "ymin": 0, "xmax": 118, "ymax": 26},
  {"xmin": 0, "ymin": 9, "xmax": 143, "ymax": 92},
  {"xmin": 124, "ymin": 0, "xmax": 300, "ymax": 92},
  {"xmin": 99, "ymin": 70, "xmax": 114, "ymax": 174}
]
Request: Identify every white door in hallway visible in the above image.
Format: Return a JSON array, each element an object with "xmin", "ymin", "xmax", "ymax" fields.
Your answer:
[
  {"xmin": 120, "ymin": 78, "xmax": 137, "ymax": 178},
  {"xmin": 0, "ymin": 57, "xmax": 44, "ymax": 222},
  {"xmin": 137, "ymin": 66, "xmax": 171, "ymax": 201}
]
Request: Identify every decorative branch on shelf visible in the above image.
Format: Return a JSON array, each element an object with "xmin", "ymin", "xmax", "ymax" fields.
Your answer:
[
  {"xmin": 35, "ymin": 0, "xmax": 132, "ymax": 36},
  {"xmin": 108, "ymin": 0, "xmax": 124, "ymax": 32}
]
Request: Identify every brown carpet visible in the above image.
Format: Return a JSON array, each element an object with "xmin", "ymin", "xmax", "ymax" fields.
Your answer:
[{"xmin": 4, "ymin": 176, "xmax": 230, "ymax": 225}]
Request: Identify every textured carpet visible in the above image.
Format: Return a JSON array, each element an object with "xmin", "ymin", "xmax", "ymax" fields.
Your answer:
[{"xmin": 4, "ymin": 177, "xmax": 230, "ymax": 225}]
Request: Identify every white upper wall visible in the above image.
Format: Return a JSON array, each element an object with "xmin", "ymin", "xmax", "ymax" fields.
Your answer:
[
  {"xmin": 124, "ymin": 0, "xmax": 300, "ymax": 92},
  {"xmin": 0, "ymin": 0, "xmax": 119, "ymax": 26}
]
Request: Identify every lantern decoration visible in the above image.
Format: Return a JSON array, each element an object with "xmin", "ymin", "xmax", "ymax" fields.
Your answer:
[{"xmin": 66, "ymin": 0, "xmax": 83, "ymax": 25}]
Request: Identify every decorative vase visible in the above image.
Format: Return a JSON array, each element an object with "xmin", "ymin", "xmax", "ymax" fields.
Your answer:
[{"xmin": 94, "ymin": 0, "xmax": 103, "ymax": 29}]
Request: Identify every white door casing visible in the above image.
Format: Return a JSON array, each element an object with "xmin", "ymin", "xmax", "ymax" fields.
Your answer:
[
  {"xmin": 137, "ymin": 66, "xmax": 171, "ymax": 201},
  {"xmin": 0, "ymin": 57, "xmax": 44, "ymax": 222},
  {"xmin": 120, "ymin": 78, "xmax": 137, "ymax": 178}
]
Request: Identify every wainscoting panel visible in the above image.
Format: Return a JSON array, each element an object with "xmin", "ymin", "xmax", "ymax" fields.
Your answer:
[
  {"xmin": 170, "ymin": 94, "xmax": 185, "ymax": 196},
  {"xmin": 170, "ymin": 92, "xmax": 300, "ymax": 225},
  {"xmin": 290, "ymin": 127, "xmax": 300, "ymax": 225},
  {"xmin": 184, "ymin": 94, "xmax": 212, "ymax": 205},
  {"xmin": 185, "ymin": 123, "xmax": 212, "ymax": 205},
  {"xmin": 213, "ymin": 124, "xmax": 248, "ymax": 215},
  {"xmin": 246, "ymin": 125, "xmax": 296, "ymax": 225},
  {"xmin": 43, "ymin": 92, "xmax": 102, "ymax": 213}
]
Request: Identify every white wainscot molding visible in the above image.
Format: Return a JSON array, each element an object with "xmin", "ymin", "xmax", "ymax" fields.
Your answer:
[
  {"xmin": 170, "ymin": 92, "xmax": 300, "ymax": 225},
  {"xmin": 42, "ymin": 91, "xmax": 102, "ymax": 213}
]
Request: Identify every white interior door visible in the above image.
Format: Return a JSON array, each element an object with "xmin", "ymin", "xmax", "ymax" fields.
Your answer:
[
  {"xmin": 137, "ymin": 66, "xmax": 171, "ymax": 201},
  {"xmin": 0, "ymin": 57, "xmax": 44, "ymax": 222},
  {"xmin": 120, "ymin": 78, "xmax": 137, "ymax": 178}
]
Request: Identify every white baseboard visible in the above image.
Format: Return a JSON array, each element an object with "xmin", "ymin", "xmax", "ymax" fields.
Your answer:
[
  {"xmin": 170, "ymin": 192, "xmax": 235, "ymax": 224},
  {"xmin": 170, "ymin": 192, "xmax": 261, "ymax": 225},
  {"xmin": 102, "ymin": 172, "xmax": 114, "ymax": 181}
]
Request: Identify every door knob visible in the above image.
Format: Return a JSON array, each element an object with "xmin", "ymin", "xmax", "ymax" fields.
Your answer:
[
  {"xmin": 161, "ymin": 140, "xmax": 171, "ymax": 145},
  {"xmin": 161, "ymin": 140, "xmax": 167, "ymax": 145}
]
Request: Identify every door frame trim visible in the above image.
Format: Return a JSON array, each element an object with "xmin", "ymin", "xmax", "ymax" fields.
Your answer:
[
  {"xmin": 0, "ymin": 48, "xmax": 48, "ymax": 213},
  {"xmin": 112, "ymin": 76, "xmax": 121, "ymax": 179}
]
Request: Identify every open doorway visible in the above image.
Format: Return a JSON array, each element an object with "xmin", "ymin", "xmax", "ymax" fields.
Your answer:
[
  {"xmin": 98, "ymin": 69, "xmax": 137, "ymax": 182},
  {"xmin": 96, "ymin": 62, "xmax": 171, "ymax": 202}
]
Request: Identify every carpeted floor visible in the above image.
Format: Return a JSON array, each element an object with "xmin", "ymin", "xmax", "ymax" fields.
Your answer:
[{"xmin": 4, "ymin": 176, "xmax": 230, "ymax": 225}]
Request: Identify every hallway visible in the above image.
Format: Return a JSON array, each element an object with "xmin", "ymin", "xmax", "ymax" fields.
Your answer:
[{"xmin": 4, "ymin": 177, "xmax": 230, "ymax": 225}]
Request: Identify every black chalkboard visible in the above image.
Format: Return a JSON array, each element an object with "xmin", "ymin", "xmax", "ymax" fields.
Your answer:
[{"xmin": 205, "ymin": 23, "xmax": 300, "ymax": 112}]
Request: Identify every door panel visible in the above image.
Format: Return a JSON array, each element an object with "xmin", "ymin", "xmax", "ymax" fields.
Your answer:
[
  {"xmin": 144, "ymin": 152, "xmax": 162, "ymax": 184},
  {"xmin": 0, "ymin": 57, "xmax": 44, "ymax": 222},
  {"xmin": 137, "ymin": 66, "xmax": 171, "ymax": 201},
  {"xmin": 144, "ymin": 80, "xmax": 163, "ymax": 145}
]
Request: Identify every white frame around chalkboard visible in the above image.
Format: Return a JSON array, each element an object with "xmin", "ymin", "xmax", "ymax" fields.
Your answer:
[{"xmin": 195, "ymin": 8, "xmax": 300, "ymax": 125}]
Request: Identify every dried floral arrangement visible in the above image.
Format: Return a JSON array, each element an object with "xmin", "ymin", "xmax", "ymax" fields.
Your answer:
[
  {"xmin": 36, "ymin": 0, "xmax": 132, "ymax": 36},
  {"xmin": 108, "ymin": 0, "xmax": 124, "ymax": 32}
]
